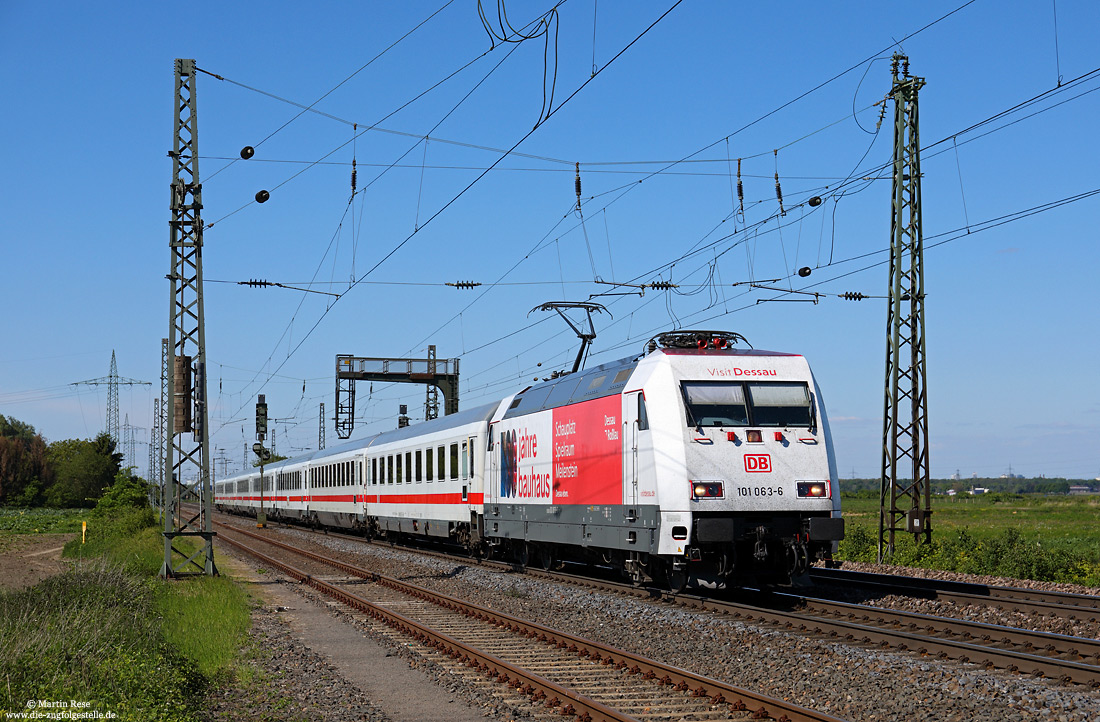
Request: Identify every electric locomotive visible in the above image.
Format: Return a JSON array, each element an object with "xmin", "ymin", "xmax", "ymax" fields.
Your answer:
[{"xmin": 215, "ymin": 329, "xmax": 843, "ymax": 589}]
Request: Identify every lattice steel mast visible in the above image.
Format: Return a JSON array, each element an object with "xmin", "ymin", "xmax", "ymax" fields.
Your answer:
[
  {"xmin": 879, "ymin": 54, "xmax": 932, "ymax": 562},
  {"xmin": 153, "ymin": 338, "xmax": 169, "ymax": 511},
  {"xmin": 163, "ymin": 58, "xmax": 216, "ymax": 577}
]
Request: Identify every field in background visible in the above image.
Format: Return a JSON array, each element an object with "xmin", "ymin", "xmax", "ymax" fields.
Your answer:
[{"xmin": 837, "ymin": 493, "xmax": 1100, "ymax": 586}]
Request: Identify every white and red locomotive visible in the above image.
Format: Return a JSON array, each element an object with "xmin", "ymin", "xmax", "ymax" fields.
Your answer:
[{"xmin": 215, "ymin": 330, "xmax": 843, "ymax": 587}]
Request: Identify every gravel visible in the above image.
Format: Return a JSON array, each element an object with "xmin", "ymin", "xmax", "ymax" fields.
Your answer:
[
  {"xmin": 201, "ymin": 599, "xmax": 393, "ymax": 722},
  {"xmin": 266, "ymin": 526, "xmax": 1100, "ymax": 722},
  {"xmin": 815, "ymin": 561, "xmax": 1100, "ymax": 640}
]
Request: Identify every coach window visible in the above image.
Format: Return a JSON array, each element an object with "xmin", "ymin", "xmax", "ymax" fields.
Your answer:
[
  {"xmin": 638, "ymin": 393, "xmax": 649, "ymax": 431},
  {"xmin": 387, "ymin": 455, "xmax": 394, "ymax": 484},
  {"xmin": 371, "ymin": 458, "xmax": 377, "ymax": 485},
  {"xmin": 468, "ymin": 437, "xmax": 475, "ymax": 476},
  {"xmin": 461, "ymin": 440, "xmax": 468, "ymax": 480},
  {"xmin": 438, "ymin": 446, "xmax": 446, "ymax": 481},
  {"xmin": 450, "ymin": 443, "xmax": 459, "ymax": 480},
  {"xmin": 425, "ymin": 447, "xmax": 433, "ymax": 481},
  {"xmin": 415, "ymin": 450, "xmax": 422, "ymax": 482},
  {"xmin": 395, "ymin": 454, "xmax": 402, "ymax": 484},
  {"xmin": 405, "ymin": 452, "xmax": 412, "ymax": 483}
]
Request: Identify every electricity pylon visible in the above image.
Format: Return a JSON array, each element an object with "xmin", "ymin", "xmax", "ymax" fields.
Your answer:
[{"xmin": 72, "ymin": 350, "xmax": 150, "ymax": 445}]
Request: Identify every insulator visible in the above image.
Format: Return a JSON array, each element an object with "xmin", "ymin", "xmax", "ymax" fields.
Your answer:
[
  {"xmin": 808, "ymin": 196, "xmax": 823, "ymax": 207},
  {"xmin": 240, "ymin": 146, "xmax": 255, "ymax": 160},
  {"xmin": 798, "ymin": 267, "xmax": 812, "ymax": 278},
  {"xmin": 841, "ymin": 291, "xmax": 866, "ymax": 301},
  {"xmin": 574, "ymin": 162, "xmax": 582, "ymax": 209},
  {"xmin": 736, "ymin": 159, "xmax": 744, "ymax": 214},
  {"xmin": 255, "ymin": 189, "xmax": 270, "ymax": 204},
  {"xmin": 774, "ymin": 150, "xmax": 785, "ymax": 216},
  {"xmin": 351, "ymin": 159, "xmax": 357, "ymax": 192}
]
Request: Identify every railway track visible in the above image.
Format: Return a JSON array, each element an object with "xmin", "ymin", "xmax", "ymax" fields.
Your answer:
[
  {"xmin": 207, "ymin": 510, "xmax": 1100, "ymax": 686},
  {"xmin": 809, "ymin": 567, "xmax": 1100, "ymax": 620},
  {"xmin": 213, "ymin": 520, "xmax": 847, "ymax": 722}
]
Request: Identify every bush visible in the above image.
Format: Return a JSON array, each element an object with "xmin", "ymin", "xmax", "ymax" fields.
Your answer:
[
  {"xmin": 837, "ymin": 523, "xmax": 877, "ymax": 561},
  {"xmin": 94, "ymin": 470, "xmax": 151, "ymax": 514}
]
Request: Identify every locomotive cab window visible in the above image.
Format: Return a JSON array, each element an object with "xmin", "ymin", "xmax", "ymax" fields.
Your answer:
[
  {"xmin": 681, "ymin": 382, "xmax": 748, "ymax": 427},
  {"xmin": 681, "ymin": 381, "xmax": 812, "ymax": 428},
  {"xmin": 747, "ymin": 382, "xmax": 812, "ymax": 427}
]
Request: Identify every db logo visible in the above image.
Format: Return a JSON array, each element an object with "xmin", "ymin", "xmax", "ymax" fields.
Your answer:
[{"xmin": 744, "ymin": 454, "xmax": 771, "ymax": 473}]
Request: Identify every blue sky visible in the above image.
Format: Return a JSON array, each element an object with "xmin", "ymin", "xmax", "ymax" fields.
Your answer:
[{"xmin": 2, "ymin": 1, "xmax": 1098, "ymax": 481}]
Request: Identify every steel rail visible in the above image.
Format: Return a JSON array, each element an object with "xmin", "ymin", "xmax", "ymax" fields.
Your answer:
[
  {"xmin": 810, "ymin": 568, "xmax": 1100, "ymax": 620},
  {"xmin": 666, "ymin": 592, "xmax": 1100, "ymax": 687},
  {"xmin": 216, "ymin": 532, "xmax": 638, "ymax": 722},
  {"xmin": 214, "ymin": 521, "xmax": 848, "ymax": 722},
  {"xmin": 208, "ymin": 510, "xmax": 1100, "ymax": 686},
  {"xmin": 737, "ymin": 588, "xmax": 1100, "ymax": 666}
]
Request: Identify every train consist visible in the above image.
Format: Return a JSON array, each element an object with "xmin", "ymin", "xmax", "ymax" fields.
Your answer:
[{"xmin": 215, "ymin": 330, "xmax": 843, "ymax": 588}]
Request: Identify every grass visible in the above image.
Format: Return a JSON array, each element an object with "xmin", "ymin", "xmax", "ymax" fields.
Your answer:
[
  {"xmin": 2, "ymin": 508, "xmax": 253, "ymax": 720},
  {"xmin": 838, "ymin": 493, "xmax": 1100, "ymax": 586},
  {"xmin": 158, "ymin": 575, "xmax": 251, "ymax": 677},
  {"xmin": 0, "ymin": 562, "xmax": 204, "ymax": 720}
]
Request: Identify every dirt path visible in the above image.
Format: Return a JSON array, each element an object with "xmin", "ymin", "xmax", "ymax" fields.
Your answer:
[{"xmin": 0, "ymin": 533, "xmax": 74, "ymax": 591}]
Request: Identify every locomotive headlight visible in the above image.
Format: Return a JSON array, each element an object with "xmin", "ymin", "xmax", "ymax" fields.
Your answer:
[
  {"xmin": 691, "ymin": 481, "xmax": 724, "ymax": 500},
  {"xmin": 796, "ymin": 481, "xmax": 830, "ymax": 498}
]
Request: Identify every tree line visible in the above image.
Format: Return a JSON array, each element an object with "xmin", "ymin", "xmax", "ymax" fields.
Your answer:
[
  {"xmin": 840, "ymin": 476, "xmax": 1081, "ymax": 496},
  {"xmin": 0, "ymin": 414, "xmax": 127, "ymax": 507}
]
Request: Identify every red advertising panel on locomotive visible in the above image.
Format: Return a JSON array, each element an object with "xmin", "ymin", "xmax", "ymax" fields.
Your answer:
[{"xmin": 552, "ymin": 395, "xmax": 622, "ymax": 504}]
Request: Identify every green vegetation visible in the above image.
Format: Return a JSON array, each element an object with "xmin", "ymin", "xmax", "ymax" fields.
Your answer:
[
  {"xmin": 0, "ymin": 506, "xmax": 88, "ymax": 534},
  {"xmin": 1, "ymin": 413, "xmax": 130, "ymax": 508},
  {"xmin": 2, "ymin": 507, "xmax": 253, "ymax": 719},
  {"xmin": 838, "ymin": 494, "xmax": 1100, "ymax": 586},
  {"xmin": 0, "ymin": 562, "xmax": 205, "ymax": 720}
]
